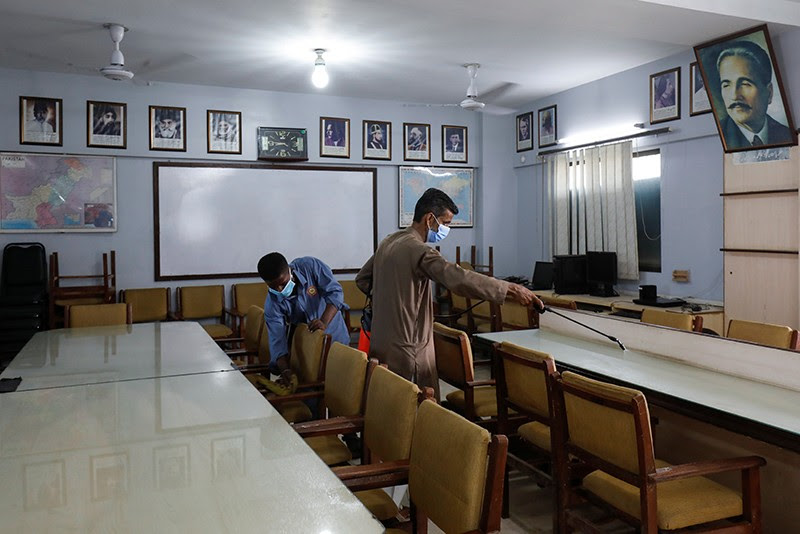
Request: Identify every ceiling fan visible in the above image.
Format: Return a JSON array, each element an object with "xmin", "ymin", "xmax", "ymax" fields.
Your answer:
[
  {"xmin": 99, "ymin": 23, "xmax": 134, "ymax": 81},
  {"xmin": 405, "ymin": 63, "xmax": 516, "ymax": 114},
  {"xmin": 459, "ymin": 63, "xmax": 485, "ymax": 111}
]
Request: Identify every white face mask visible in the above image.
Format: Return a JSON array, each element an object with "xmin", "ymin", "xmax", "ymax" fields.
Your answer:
[{"xmin": 426, "ymin": 213, "xmax": 450, "ymax": 243}]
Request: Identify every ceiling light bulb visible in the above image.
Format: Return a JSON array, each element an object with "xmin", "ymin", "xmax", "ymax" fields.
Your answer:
[{"xmin": 312, "ymin": 49, "xmax": 329, "ymax": 88}]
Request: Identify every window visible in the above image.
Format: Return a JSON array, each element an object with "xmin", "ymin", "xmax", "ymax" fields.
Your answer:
[{"xmin": 632, "ymin": 150, "xmax": 661, "ymax": 272}]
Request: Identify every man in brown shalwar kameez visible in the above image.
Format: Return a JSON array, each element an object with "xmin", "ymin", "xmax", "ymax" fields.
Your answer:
[{"xmin": 356, "ymin": 188, "xmax": 541, "ymax": 399}]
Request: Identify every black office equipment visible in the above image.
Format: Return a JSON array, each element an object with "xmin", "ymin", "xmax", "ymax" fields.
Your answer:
[
  {"xmin": 633, "ymin": 284, "xmax": 685, "ymax": 307},
  {"xmin": 530, "ymin": 261, "xmax": 554, "ymax": 290},
  {"xmin": 586, "ymin": 251, "xmax": 618, "ymax": 297},
  {"xmin": 552, "ymin": 255, "xmax": 587, "ymax": 294}
]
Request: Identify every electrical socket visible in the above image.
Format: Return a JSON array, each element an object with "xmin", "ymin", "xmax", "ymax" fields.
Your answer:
[{"xmin": 672, "ymin": 269, "xmax": 690, "ymax": 283}]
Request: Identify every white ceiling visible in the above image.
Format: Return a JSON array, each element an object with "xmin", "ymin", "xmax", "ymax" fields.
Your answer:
[{"xmin": 0, "ymin": 0, "xmax": 798, "ymax": 112}]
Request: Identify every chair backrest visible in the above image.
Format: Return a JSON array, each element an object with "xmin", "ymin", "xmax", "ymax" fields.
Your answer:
[
  {"xmin": 289, "ymin": 323, "xmax": 332, "ymax": 383},
  {"xmin": 727, "ymin": 318, "xmax": 798, "ymax": 349},
  {"xmin": 408, "ymin": 400, "xmax": 506, "ymax": 534},
  {"xmin": 232, "ymin": 282, "xmax": 269, "ymax": 315},
  {"xmin": 1, "ymin": 242, "xmax": 47, "ymax": 297},
  {"xmin": 498, "ymin": 301, "xmax": 536, "ymax": 330},
  {"xmin": 640, "ymin": 308, "xmax": 693, "ymax": 331},
  {"xmin": 120, "ymin": 287, "xmax": 170, "ymax": 322},
  {"xmin": 178, "ymin": 285, "xmax": 225, "ymax": 320},
  {"xmin": 363, "ymin": 365, "xmax": 422, "ymax": 462},
  {"xmin": 495, "ymin": 342, "xmax": 556, "ymax": 421},
  {"xmin": 67, "ymin": 303, "xmax": 132, "ymax": 328},
  {"xmin": 540, "ymin": 295, "xmax": 578, "ymax": 310},
  {"xmin": 340, "ymin": 279, "xmax": 367, "ymax": 310},
  {"xmin": 256, "ymin": 319, "xmax": 270, "ymax": 365},
  {"xmin": 241, "ymin": 305, "xmax": 265, "ymax": 352},
  {"xmin": 433, "ymin": 322, "xmax": 474, "ymax": 388},
  {"xmin": 323, "ymin": 342, "xmax": 368, "ymax": 417}
]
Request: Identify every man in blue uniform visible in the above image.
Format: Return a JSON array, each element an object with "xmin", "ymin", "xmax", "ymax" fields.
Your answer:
[{"xmin": 257, "ymin": 252, "xmax": 350, "ymax": 387}]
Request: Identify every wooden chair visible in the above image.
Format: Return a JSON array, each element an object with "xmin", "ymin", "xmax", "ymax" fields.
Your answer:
[
  {"xmin": 48, "ymin": 251, "xmax": 116, "ymax": 329},
  {"xmin": 340, "ymin": 400, "xmax": 508, "ymax": 534},
  {"xmin": 497, "ymin": 300, "xmax": 538, "ymax": 330},
  {"xmin": 456, "ymin": 245, "xmax": 494, "ymax": 277},
  {"xmin": 340, "ymin": 279, "xmax": 368, "ymax": 334},
  {"xmin": 540, "ymin": 294, "xmax": 578, "ymax": 310},
  {"xmin": 174, "ymin": 285, "xmax": 234, "ymax": 340},
  {"xmin": 641, "ymin": 308, "xmax": 702, "ymax": 332},
  {"xmin": 552, "ymin": 371, "xmax": 766, "ymax": 534},
  {"xmin": 433, "ymin": 322, "xmax": 498, "ymax": 426},
  {"xmin": 66, "ymin": 303, "xmax": 132, "ymax": 327},
  {"xmin": 219, "ymin": 305, "xmax": 264, "ymax": 365},
  {"xmin": 726, "ymin": 318, "xmax": 799, "ymax": 349},
  {"xmin": 119, "ymin": 287, "xmax": 170, "ymax": 323},
  {"xmin": 228, "ymin": 282, "xmax": 268, "ymax": 335}
]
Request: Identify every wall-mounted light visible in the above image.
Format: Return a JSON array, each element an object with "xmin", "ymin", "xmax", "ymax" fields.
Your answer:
[{"xmin": 311, "ymin": 48, "xmax": 329, "ymax": 88}]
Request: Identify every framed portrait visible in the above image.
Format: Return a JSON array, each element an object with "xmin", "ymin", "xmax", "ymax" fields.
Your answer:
[
  {"xmin": 257, "ymin": 127, "xmax": 308, "ymax": 161},
  {"xmin": 537, "ymin": 105, "xmax": 557, "ymax": 148},
  {"xmin": 91, "ymin": 452, "xmax": 128, "ymax": 501},
  {"xmin": 689, "ymin": 62, "xmax": 712, "ymax": 116},
  {"xmin": 363, "ymin": 120, "xmax": 391, "ymax": 160},
  {"xmin": 694, "ymin": 24, "xmax": 797, "ymax": 153},
  {"xmin": 19, "ymin": 96, "xmax": 62, "ymax": 146},
  {"xmin": 442, "ymin": 125, "xmax": 467, "ymax": 163},
  {"xmin": 24, "ymin": 460, "xmax": 66, "ymax": 510},
  {"xmin": 154, "ymin": 444, "xmax": 190, "ymax": 490},
  {"xmin": 149, "ymin": 105, "xmax": 186, "ymax": 151},
  {"xmin": 212, "ymin": 436, "xmax": 245, "ymax": 481},
  {"xmin": 516, "ymin": 112, "xmax": 533, "ymax": 152},
  {"xmin": 207, "ymin": 110, "xmax": 241, "ymax": 154},
  {"xmin": 320, "ymin": 116, "xmax": 350, "ymax": 158},
  {"xmin": 650, "ymin": 67, "xmax": 680, "ymax": 124},
  {"xmin": 87, "ymin": 100, "xmax": 126, "ymax": 149},
  {"xmin": 403, "ymin": 122, "xmax": 430, "ymax": 161},
  {"xmin": 399, "ymin": 166, "xmax": 474, "ymax": 227}
]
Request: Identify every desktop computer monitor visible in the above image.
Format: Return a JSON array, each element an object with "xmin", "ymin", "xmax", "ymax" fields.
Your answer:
[
  {"xmin": 530, "ymin": 261, "xmax": 554, "ymax": 290},
  {"xmin": 586, "ymin": 251, "xmax": 617, "ymax": 297},
  {"xmin": 553, "ymin": 255, "xmax": 587, "ymax": 294}
]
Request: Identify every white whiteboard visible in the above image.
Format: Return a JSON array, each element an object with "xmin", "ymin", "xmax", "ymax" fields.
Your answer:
[{"xmin": 154, "ymin": 163, "xmax": 376, "ymax": 280}]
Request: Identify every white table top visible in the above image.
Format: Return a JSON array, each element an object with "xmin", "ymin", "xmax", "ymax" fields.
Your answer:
[
  {"xmin": 477, "ymin": 329, "xmax": 800, "ymax": 438},
  {"xmin": 0, "ymin": 371, "xmax": 383, "ymax": 533},
  {"xmin": 1, "ymin": 322, "xmax": 237, "ymax": 391}
]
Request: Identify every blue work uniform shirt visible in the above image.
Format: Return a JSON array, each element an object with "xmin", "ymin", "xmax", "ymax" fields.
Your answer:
[{"xmin": 263, "ymin": 256, "xmax": 350, "ymax": 364}]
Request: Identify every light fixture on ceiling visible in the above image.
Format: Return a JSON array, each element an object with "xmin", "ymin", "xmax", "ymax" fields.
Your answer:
[{"xmin": 311, "ymin": 49, "xmax": 329, "ymax": 88}]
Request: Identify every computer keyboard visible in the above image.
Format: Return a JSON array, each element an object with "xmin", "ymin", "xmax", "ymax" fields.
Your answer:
[{"xmin": 609, "ymin": 309, "xmax": 642, "ymax": 319}]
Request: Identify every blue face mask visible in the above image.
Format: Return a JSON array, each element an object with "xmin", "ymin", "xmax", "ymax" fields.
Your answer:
[
  {"xmin": 426, "ymin": 213, "xmax": 450, "ymax": 243},
  {"xmin": 269, "ymin": 269, "xmax": 295, "ymax": 298}
]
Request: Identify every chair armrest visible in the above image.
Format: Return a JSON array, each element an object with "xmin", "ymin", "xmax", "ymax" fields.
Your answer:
[
  {"xmin": 466, "ymin": 379, "xmax": 496, "ymax": 388},
  {"xmin": 265, "ymin": 390, "xmax": 325, "ymax": 405},
  {"xmin": 217, "ymin": 336, "xmax": 244, "ymax": 346},
  {"xmin": 332, "ymin": 460, "xmax": 410, "ymax": 492},
  {"xmin": 293, "ymin": 415, "xmax": 365, "ymax": 438},
  {"xmin": 649, "ymin": 456, "xmax": 766, "ymax": 483},
  {"xmin": 225, "ymin": 307, "xmax": 245, "ymax": 318}
]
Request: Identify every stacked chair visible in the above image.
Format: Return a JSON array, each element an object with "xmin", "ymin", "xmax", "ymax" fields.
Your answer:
[
  {"xmin": 0, "ymin": 243, "xmax": 48, "ymax": 364},
  {"xmin": 48, "ymin": 250, "xmax": 116, "ymax": 329}
]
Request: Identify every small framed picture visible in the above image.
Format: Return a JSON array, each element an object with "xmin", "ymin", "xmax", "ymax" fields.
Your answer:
[
  {"xmin": 91, "ymin": 452, "xmax": 128, "ymax": 501},
  {"xmin": 516, "ymin": 112, "xmax": 533, "ymax": 152},
  {"xmin": 363, "ymin": 120, "xmax": 391, "ymax": 160},
  {"xmin": 212, "ymin": 436, "xmax": 245, "ymax": 480},
  {"xmin": 87, "ymin": 100, "xmax": 126, "ymax": 149},
  {"xmin": 538, "ymin": 105, "xmax": 557, "ymax": 148},
  {"xmin": 20, "ymin": 96, "xmax": 62, "ymax": 146},
  {"xmin": 154, "ymin": 444, "xmax": 190, "ymax": 490},
  {"xmin": 257, "ymin": 127, "xmax": 308, "ymax": 161},
  {"xmin": 207, "ymin": 110, "xmax": 241, "ymax": 154},
  {"xmin": 403, "ymin": 122, "xmax": 430, "ymax": 161},
  {"xmin": 24, "ymin": 460, "xmax": 66, "ymax": 510},
  {"xmin": 689, "ymin": 62, "xmax": 712, "ymax": 116},
  {"xmin": 320, "ymin": 116, "xmax": 350, "ymax": 158},
  {"xmin": 650, "ymin": 67, "xmax": 680, "ymax": 124},
  {"xmin": 149, "ymin": 105, "xmax": 186, "ymax": 151},
  {"xmin": 442, "ymin": 125, "xmax": 467, "ymax": 163}
]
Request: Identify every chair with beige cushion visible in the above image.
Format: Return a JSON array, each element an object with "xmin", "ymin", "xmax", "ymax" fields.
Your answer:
[
  {"xmin": 340, "ymin": 280, "xmax": 368, "ymax": 334},
  {"xmin": 540, "ymin": 294, "xmax": 578, "ymax": 310},
  {"xmin": 641, "ymin": 308, "xmax": 702, "ymax": 332},
  {"xmin": 119, "ymin": 287, "xmax": 170, "ymax": 323},
  {"xmin": 726, "ymin": 318, "xmax": 798, "ymax": 349},
  {"xmin": 66, "ymin": 302, "xmax": 132, "ymax": 327},
  {"xmin": 497, "ymin": 300, "xmax": 538, "ymax": 330},
  {"xmin": 174, "ymin": 285, "xmax": 234, "ymax": 340},
  {"xmin": 229, "ymin": 282, "xmax": 268, "ymax": 335},
  {"xmin": 433, "ymin": 322, "xmax": 497, "ymax": 426},
  {"xmin": 340, "ymin": 400, "xmax": 508, "ymax": 534},
  {"xmin": 552, "ymin": 371, "xmax": 766, "ymax": 534},
  {"xmin": 220, "ymin": 305, "xmax": 264, "ymax": 365}
]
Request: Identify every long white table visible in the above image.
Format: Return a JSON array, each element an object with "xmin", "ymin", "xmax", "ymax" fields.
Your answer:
[{"xmin": 476, "ymin": 328, "xmax": 800, "ymax": 453}]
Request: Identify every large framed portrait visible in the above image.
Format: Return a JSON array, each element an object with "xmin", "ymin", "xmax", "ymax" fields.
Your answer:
[
  {"xmin": 19, "ymin": 96, "xmax": 62, "ymax": 146},
  {"xmin": 399, "ymin": 166, "xmax": 474, "ymax": 227},
  {"xmin": 650, "ymin": 67, "xmax": 680, "ymax": 124},
  {"xmin": 516, "ymin": 112, "xmax": 533, "ymax": 152},
  {"xmin": 403, "ymin": 122, "xmax": 430, "ymax": 161},
  {"xmin": 257, "ymin": 127, "xmax": 308, "ymax": 161},
  {"xmin": 363, "ymin": 120, "xmax": 391, "ymax": 160},
  {"xmin": 538, "ymin": 105, "xmax": 557, "ymax": 148},
  {"xmin": 149, "ymin": 105, "xmax": 186, "ymax": 151},
  {"xmin": 442, "ymin": 125, "xmax": 467, "ymax": 163},
  {"xmin": 207, "ymin": 110, "xmax": 241, "ymax": 154},
  {"xmin": 689, "ymin": 62, "xmax": 712, "ymax": 116},
  {"xmin": 87, "ymin": 100, "xmax": 126, "ymax": 149},
  {"xmin": 694, "ymin": 24, "xmax": 797, "ymax": 153},
  {"xmin": 320, "ymin": 116, "xmax": 350, "ymax": 158}
]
